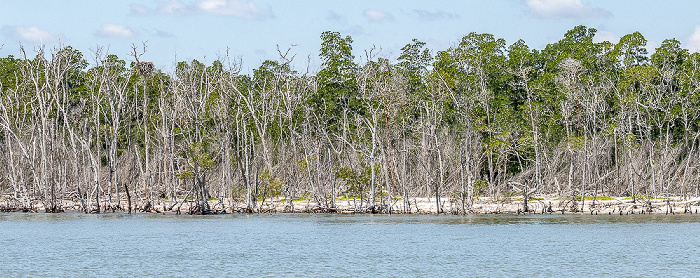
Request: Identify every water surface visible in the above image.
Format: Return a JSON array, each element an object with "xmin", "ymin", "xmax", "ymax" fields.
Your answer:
[{"xmin": 1, "ymin": 213, "xmax": 698, "ymax": 277}]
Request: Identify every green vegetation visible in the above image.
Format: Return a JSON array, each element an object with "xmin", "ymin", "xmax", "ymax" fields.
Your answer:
[
  {"xmin": 338, "ymin": 195, "xmax": 362, "ymax": 200},
  {"xmin": 276, "ymin": 197, "xmax": 309, "ymax": 203},
  {"xmin": 0, "ymin": 25, "xmax": 697, "ymax": 213},
  {"xmin": 621, "ymin": 195, "xmax": 664, "ymax": 200}
]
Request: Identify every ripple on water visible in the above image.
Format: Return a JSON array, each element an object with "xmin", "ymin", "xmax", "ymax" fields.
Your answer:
[{"xmin": 1, "ymin": 213, "xmax": 700, "ymax": 277}]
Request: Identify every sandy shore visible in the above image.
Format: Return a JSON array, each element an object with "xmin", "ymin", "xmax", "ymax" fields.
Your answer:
[{"xmin": 5, "ymin": 195, "xmax": 700, "ymax": 215}]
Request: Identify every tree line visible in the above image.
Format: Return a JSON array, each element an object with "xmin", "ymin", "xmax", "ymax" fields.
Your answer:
[{"xmin": 1, "ymin": 25, "xmax": 700, "ymax": 214}]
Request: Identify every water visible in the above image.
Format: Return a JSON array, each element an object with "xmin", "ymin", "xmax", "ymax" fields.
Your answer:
[{"xmin": 1, "ymin": 213, "xmax": 699, "ymax": 277}]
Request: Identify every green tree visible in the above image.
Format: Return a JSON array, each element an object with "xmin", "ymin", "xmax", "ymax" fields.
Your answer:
[{"xmin": 313, "ymin": 31, "xmax": 359, "ymax": 132}]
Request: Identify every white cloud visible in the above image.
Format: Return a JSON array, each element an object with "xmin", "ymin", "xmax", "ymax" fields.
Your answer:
[
  {"xmin": 593, "ymin": 30, "xmax": 619, "ymax": 44},
  {"xmin": 159, "ymin": 0, "xmax": 187, "ymax": 14},
  {"xmin": 2, "ymin": 26, "xmax": 56, "ymax": 43},
  {"xmin": 525, "ymin": 0, "xmax": 611, "ymax": 19},
  {"xmin": 341, "ymin": 25, "xmax": 367, "ymax": 36},
  {"xmin": 130, "ymin": 4, "xmax": 149, "ymax": 15},
  {"xmin": 98, "ymin": 24, "xmax": 136, "ymax": 39},
  {"xmin": 129, "ymin": 1, "xmax": 186, "ymax": 15},
  {"xmin": 254, "ymin": 49, "xmax": 267, "ymax": 56},
  {"xmin": 413, "ymin": 9, "xmax": 460, "ymax": 21},
  {"xmin": 128, "ymin": 0, "xmax": 271, "ymax": 19},
  {"xmin": 364, "ymin": 9, "xmax": 394, "ymax": 23},
  {"xmin": 326, "ymin": 10, "xmax": 346, "ymax": 23},
  {"xmin": 153, "ymin": 29, "xmax": 175, "ymax": 38},
  {"xmin": 688, "ymin": 25, "xmax": 700, "ymax": 53},
  {"xmin": 196, "ymin": 0, "xmax": 272, "ymax": 19}
]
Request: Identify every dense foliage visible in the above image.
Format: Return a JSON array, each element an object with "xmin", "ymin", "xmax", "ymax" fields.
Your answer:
[{"xmin": 2, "ymin": 26, "xmax": 700, "ymax": 213}]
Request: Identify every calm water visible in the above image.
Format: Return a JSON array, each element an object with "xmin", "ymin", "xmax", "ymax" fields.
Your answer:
[{"xmin": 1, "ymin": 213, "xmax": 700, "ymax": 277}]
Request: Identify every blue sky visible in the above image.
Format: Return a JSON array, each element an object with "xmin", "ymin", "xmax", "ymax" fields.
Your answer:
[{"xmin": 2, "ymin": 0, "xmax": 700, "ymax": 73}]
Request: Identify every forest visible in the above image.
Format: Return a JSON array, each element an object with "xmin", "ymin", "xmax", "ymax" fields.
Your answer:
[{"xmin": 1, "ymin": 25, "xmax": 700, "ymax": 214}]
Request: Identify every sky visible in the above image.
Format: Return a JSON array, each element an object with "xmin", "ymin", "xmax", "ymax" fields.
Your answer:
[{"xmin": 1, "ymin": 0, "xmax": 700, "ymax": 73}]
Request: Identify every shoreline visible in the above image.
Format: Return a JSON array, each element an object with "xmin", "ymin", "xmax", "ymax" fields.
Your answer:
[{"xmin": 4, "ymin": 196, "xmax": 700, "ymax": 215}]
